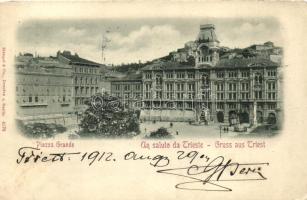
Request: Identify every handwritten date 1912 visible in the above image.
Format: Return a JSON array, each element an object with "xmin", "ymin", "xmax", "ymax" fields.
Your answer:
[{"xmin": 17, "ymin": 147, "xmax": 115, "ymax": 166}]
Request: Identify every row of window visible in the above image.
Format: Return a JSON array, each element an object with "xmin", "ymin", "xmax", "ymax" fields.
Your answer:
[
  {"xmin": 146, "ymin": 70, "xmax": 276, "ymax": 80},
  {"xmin": 153, "ymin": 81, "xmax": 272, "ymax": 92},
  {"xmin": 216, "ymin": 82, "xmax": 275, "ymax": 91},
  {"xmin": 216, "ymin": 70, "xmax": 276, "ymax": 78},
  {"xmin": 75, "ymin": 67, "xmax": 98, "ymax": 74},
  {"xmin": 75, "ymin": 87, "xmax": 99, "ymax": 95},
  {"xmin": 18, "ymin": 96, "xmax": 70, "ymax": 103},
  {"xmin": 144, "ymin": 102, "xmax": 195, "ymax": 109},
  {"xmin": 217, "ymin": 103, "xmax": 277, "ymax": 110},
  {"xmin": 17, "ymin": 76, "xmax": 71, "ymax": 85},
  {"xmin": 125, "ymin": 83, "xmax": 276, "ymax": 96},
  {"xmin": 142, "ymin": 91, "xmax": 276, "ymax": 100},
  {"xmin": 143, "ymin": 81, "xmax": 274, "ymax": 92},
  {"xmin": 145, "ymin": 73, "xmax": 196, "ymax": 79},
  {"xmin": 144, "ymin": 102, "xmax": 277, "ymax": 110},
  {"xmin": 198, "ymin": 56, "xmax": 212, "ymax": 63},
  {"xmin": 74, "ymin": 76, "xmax": 98, "ymax": 85},
  {"xmin": 228, "ymin": 71, "xmax": 238, "ymax": 78},
  {"xmin": 267, "ymin": 70, "xmax": 277, "ymax": 77},
  {"xmin": 113, "ymin": 92, "xmax": 142, "ymax": 99},
  {"xmin": 16, "ymin": 86, "xmax": 72, "ymax": 96},
  {"xmin": 115, "ymin": 84, "xmax": 142, "ymax": 91},
  {"xmin": 145, "ymin": 92, "xmax": 212, "ymax": 100},
  {"xmin": 147, "ymin": 102, "xmax": 184, "ymax": 109}
]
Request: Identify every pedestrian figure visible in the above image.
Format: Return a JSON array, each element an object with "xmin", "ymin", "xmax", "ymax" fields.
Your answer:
[
  {"xmin": 226, "ymin": 127, "xmax": 229, "ymax": 132},
  {"xmin": 176, "ymin": 131, "xmax": 179, "ymax": 135},
  {"xmin": 223, "ymin": 127, "xmax": 226, "ymax": 133},
  {"xmin": 170, "ymin": 122, "xmax": 173, "ymax": 128}
]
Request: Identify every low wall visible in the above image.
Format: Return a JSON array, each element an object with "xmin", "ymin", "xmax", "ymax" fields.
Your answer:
[{"xmin": 140, "ymin": 109, "xmax": 195, "ymax": 122}]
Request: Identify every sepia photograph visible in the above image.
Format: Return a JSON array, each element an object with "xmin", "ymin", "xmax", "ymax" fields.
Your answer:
[
  {"xmin": 15, "ymin": 18, "xmax": 283, "ymax": 139},
  {"xmin": 2, "ymin": 2, "xmax": 307, "ymax": 200}
]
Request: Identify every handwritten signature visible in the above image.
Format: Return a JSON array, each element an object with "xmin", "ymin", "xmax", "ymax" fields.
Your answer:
[
  {"xmin": 157, "ymin": 155, "xmax": 268, "ymax": 191},
  {"xmin": 16, "ymin": 147, "xmax": 268, "ymax": 191}
]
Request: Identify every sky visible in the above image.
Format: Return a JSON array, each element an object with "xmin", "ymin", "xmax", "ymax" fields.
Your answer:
[{"xmin": 16, "ymin": 18, "xmax": 283, "ymax": 65}]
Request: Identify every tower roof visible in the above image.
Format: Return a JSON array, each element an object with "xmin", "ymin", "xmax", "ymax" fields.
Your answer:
[
  {"xmin": 200, "ymin": 24, "xmax": 215, "ymax": 30},
  {"xmin": 197, "ymin": 24, "xmax": 219, "ymax": 43}
]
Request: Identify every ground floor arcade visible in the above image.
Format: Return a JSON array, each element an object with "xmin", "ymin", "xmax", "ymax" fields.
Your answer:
[{"xmin": 141, "ymin": 100, "xmax": 280, "ymax": 126}]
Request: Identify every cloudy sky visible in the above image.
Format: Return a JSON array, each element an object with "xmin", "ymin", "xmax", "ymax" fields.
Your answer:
[{"xmin": 17, "ymin": 18, "xmax": 282, "ymax": 65}]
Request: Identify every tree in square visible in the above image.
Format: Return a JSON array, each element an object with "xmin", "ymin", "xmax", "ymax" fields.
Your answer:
[{"xmin": 78, "ymin": 93, "xmax": 140, "ymax": 138}]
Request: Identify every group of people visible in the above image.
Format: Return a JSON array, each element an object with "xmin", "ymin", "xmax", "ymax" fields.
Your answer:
[{"xmin": 220, "ymin": 126, "xmax": 229, "ymax": 133}]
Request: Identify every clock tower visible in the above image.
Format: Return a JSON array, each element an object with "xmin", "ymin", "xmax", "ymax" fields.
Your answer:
[{"xmin": 195, "ymin": 24, "xmax": 220, "ymax": 67}]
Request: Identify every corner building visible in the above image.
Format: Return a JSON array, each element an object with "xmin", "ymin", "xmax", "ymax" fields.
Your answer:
[
  {"xmin": 57, "ymin": 51, "xmax": 104, "ymax": 113},
  {"xmin": 16, "ymin": 51, "xmax": 109, "ymax": 124},
  {"xmin": 15, "ymin": 54, "xmax": 74, "ymax": 122},
  {"xmin": 140, "ymin": 24, "xmax": 282, "ymax": 125}
]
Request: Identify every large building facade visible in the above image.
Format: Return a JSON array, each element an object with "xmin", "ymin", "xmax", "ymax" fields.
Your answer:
[
  {"xmin": 15, "ymin": 54, "xmax": 74, "ymax": 123},
  {"xmin": 110, "ymin": 73, "xmax": 143, "ymax": 109},
  {"xmin": 140, "ymin": 59, "xmax": 281, "ymax": 125},
  {"xmin": 57, "ymin": 51, "xmax": 103, "ymax": 113},
  {"xmin": 111, "ymin": 24, "xmax": 282, "ymax": 125},
  {"xmin": 15, "ymin": 51, "xmax": 110, "ymax": 123}
]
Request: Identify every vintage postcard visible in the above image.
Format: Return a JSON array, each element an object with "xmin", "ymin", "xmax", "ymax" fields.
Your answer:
[{"xmin": 0, "ymin": 1, "xmax": 307, "ymax": 200}]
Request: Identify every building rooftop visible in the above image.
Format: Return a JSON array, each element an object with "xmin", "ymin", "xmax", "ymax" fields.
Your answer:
[
  {"xmin": 110, "ymin": 73, "xmax": 142, "ymax": 82},
  {"xmin": 215, "ymin": 57, "xmax": 279, "ymax": 68},
  {"xmin": 142, "ymin": 61, "xmax": 195, "ymax": 71},
  {"xmin": 200, "ymin": 24, "xmax": 215, "ymax": 30},
  {"xmin": 142, "ymin": 57, "xmax": 279, "ymax": 71}
]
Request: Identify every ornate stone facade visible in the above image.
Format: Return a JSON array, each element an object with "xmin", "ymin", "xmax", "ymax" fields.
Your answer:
[{"xmin": 111, "ymin": 24, "xmax": 282, "ymax": 125}]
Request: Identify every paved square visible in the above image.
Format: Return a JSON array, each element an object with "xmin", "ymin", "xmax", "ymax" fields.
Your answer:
[{"xmin": 139, "ymin": 121, "xmax": 239, "ymax": 138}]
